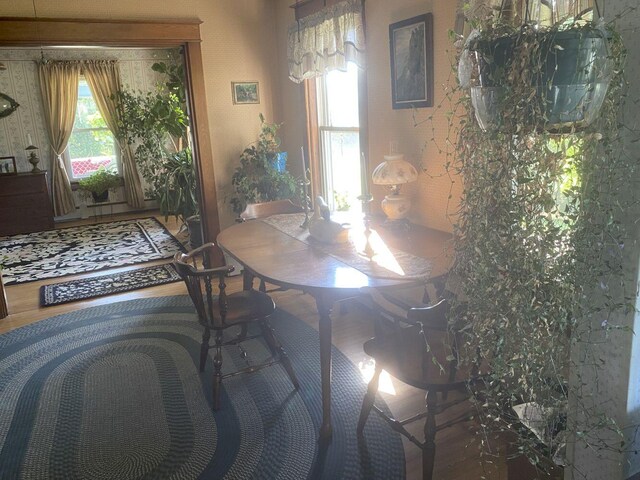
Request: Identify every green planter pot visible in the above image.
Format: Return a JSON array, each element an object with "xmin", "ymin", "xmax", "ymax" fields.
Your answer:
[
  {"xmin": 91, "ymin": 191, "xmax": 109, "ymax": 203},
  {"xmin": 467, "ymin": 27, "xmax": 612, "ymax": 132},
  {"xmin": 186, "ymin": 215, "xmax": 203, "ymax": 248}
]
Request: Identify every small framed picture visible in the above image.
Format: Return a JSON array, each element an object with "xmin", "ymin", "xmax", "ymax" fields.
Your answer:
[
  {"xmin": 389, "ymin": 13, "xmax": 434, "ymax": 109},
  {"xmin": 232, "ymin": 82, "xmax": 260, "ymax": 105},
  {"xmin": 0, "ymin": 156, "xmax": 17, "ymax": 176}
]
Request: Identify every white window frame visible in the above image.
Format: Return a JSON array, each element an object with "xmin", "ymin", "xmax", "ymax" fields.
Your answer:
[
  {"xmin": 315, "ymin": 66, "xmax": 361, "ymax": 212},
  {"xmin": 66, "ymin": 77, "xmax": 121, "ymax": 181}
]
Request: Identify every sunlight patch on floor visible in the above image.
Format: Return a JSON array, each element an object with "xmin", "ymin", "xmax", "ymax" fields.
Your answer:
[{"xmin": 358, "ymin": 357, "xmax": 396, "ymax": 395}]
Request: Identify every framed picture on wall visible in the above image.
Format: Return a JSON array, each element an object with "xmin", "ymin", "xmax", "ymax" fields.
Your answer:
[
  {"xmin": 232, "ymin": 82, "xmax": 260, "ymax": 105},
  {"xmin": 0, "ymin": 156, "xmax": 17, "ymax": 176},
  {"xmin": 389, "ymin": 13, "xmax": 434, "ymax": 109}
]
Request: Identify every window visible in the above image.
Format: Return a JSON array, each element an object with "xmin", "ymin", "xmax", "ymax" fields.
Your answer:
[
  {"xmin": 66, "ymin": 78, "xmax": 118, "ymax": 180},
  {"xmin": 316, "ymin": 63, "xmax": 362, "ymax": 212}
]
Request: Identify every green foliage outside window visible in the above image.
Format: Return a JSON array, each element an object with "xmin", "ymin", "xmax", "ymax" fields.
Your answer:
[{"xmin": 68, "ymin": 89, "xmax": 116, "ymax": 166}]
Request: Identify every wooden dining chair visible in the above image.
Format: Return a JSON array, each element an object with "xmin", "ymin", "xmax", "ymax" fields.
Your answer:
[
  {"xmin": 237, "ymin": 199, "xmax": 304, "ymax": 293},
  {"xmin": 173, "ymin": 242, "xmax": 299, "ymax": 410},
  {"xmin": 238, "ymin": 198, "xmax": 303, "ymax": 222},
  {"xmin": 358, "ymin": 284, "xmax": 479, "ymax": 480}
]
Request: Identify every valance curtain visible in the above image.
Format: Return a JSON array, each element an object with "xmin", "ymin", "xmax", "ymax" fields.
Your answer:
[
  {"xmin": 287, "ymin": 0, "xmax": 366, "ymax": 83},
  {"xmin": 83, "ymin": 61, "xmax": 145, "ymax": 209},
  {"xmin": 38, "ymin": 62, "xmax": 79, "ymax": 217}
]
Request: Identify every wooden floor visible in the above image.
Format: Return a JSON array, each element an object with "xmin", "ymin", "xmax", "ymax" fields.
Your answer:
[{"xmin": 0, "ymin": 213, "xmax": 510, "ymax": 480}]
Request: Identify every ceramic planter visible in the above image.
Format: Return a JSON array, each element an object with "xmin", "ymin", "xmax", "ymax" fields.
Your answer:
[
  {"xmin": 91, "ymin": 190, "xmax": 109, "ymax": 203},
  {"xmin": 186, "ymin": 215, "xmax": 203, "ymax": 248},
  {"xmin": 466, "ymin": 27, "xmax": 612, "ymax": 132}
]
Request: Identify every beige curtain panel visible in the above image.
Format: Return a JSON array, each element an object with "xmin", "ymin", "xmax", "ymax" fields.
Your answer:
[
  {"xmin": 38, "ymin": 61, "xmax": 79, "ymax": 217},
  {"xmin": 83, "ymin": 61, "xmax": 145, "ymax": 209},
  {"xmin": 287, "ymin": 0, "xmax": 366, "ymax": 83}
]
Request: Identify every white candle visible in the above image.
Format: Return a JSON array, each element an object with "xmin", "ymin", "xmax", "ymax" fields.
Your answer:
[
  {"xmin": 300, "ymin": 146, "xmax": 306, "ymax": 176},
  {"xmin": 27, "ymin": 133, "xmax": 33, "ymax": 146},
  {"xmin": 360, "ymin": 152, "xmax": 369, "ymax": 197}
]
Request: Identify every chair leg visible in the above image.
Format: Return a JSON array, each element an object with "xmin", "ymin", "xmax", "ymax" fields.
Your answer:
[
  {"xmin": 423, "ymin": 390, "xmax": 437, "ymax": 480},
  {"xmin": 212, "ymin": 330, "xmax": 224, "ymax": 410},
  {"xmin": 236, "ymin": 324, "xmax": 248, "ymax": 342},
  {"xmin": 357, "ymin": 363, "xmax": 382, "ymax": 435},
  {"xmin": 259, "ymin": 278, "xmax": 266, "ymax": 292},
  {"xmin": 260, "ymin": 320, "xmax": 299, "ymax": 389},
  {"xmin": 242, "ymin": 269, "xmax": 255, "ymax": 290},
  {"xmin": 199, "ymin": 326, "xmax": 211, "ymax": 372}
]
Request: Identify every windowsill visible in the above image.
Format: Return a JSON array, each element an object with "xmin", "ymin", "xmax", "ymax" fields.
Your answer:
[{"xmin": 70, "ymin": 176, "xmax": 124, "ymax": 191}]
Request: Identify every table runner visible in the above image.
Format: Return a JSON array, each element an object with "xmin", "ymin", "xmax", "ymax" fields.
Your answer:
[{"xmin": 262, "ymin": 213, "xmax": 432, "ymax": 281}]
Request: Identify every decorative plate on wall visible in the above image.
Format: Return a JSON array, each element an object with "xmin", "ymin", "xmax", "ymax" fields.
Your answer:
[{"xmin": 0, "ymin": 93, "xmax": 19, "ymax": 118}]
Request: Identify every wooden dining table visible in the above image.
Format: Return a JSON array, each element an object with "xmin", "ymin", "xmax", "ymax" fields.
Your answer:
[{"xmin": 217, "ymin": 213, "xmax": 451, "ymax": 442}]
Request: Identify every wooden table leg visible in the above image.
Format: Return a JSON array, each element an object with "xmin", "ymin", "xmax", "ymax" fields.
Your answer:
[
  {"xmin": 242, "ymin": 269, "xmax": 255, "ymax": 291},
  {"xmin": 0, "ymin": 273, "xmax": 7, "ymax": 319},
  {"xmin": 315, "ymin": 293, "xmax": 333, "ymax": 442}
]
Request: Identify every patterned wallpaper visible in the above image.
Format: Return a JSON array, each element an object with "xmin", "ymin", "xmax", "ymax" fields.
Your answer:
[
  {"xmin": 0, "ymin": 47, "xmax": 179, "ymax": 217},
  {"xmin": 0, "ymin": 47, "xmax": 179, "ymax": 173}
]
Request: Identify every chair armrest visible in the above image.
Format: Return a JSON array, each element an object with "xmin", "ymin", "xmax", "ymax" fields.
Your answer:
[
  {"xmin": 407, "ymin": 299, "xmax": 449, "ymax": 330},
  {"xmin": 193, "ymin": 264, "xmax": 236, "ymax": 277}
]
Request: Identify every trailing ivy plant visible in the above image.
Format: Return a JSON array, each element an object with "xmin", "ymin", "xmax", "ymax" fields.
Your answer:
[{"xmin": 420, "ymin": 1, "xmax": 636, "ymax": 474}]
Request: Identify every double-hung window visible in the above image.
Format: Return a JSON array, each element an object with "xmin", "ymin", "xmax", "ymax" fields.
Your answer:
[
  {"xmin": 66, "ymin": 78, "xmax": 119, "ymax": 180},
  {"xmin": 315, "ymin": 63, "xmax": 363, "ymax": 212}
]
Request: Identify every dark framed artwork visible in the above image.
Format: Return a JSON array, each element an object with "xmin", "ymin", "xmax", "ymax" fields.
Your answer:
[
  {"xmin": 232, "ymin": 82, "xmax": 260, "ymax": 105},
  {"xmin": 389, "ymin": 13, "xmax": 434, "ymax": 109},
  {"xmin": 0, "ymin": 156, "xmax": 17, "ymax": 175}
]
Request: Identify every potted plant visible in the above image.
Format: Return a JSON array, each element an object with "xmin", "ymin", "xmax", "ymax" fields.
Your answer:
[
  {"xmin": 78, "ymin": 166, "xmax": 121, "ymax": 203},
  {"xmin": 116, "ymin": 60, "xmax": 198, "ymax": 230},
  {"xmin": 230, "ymin": 114, "xmax": 302, "ymax": 216},
  {"xmin": 459, "ymin": 1, "xmax": 612, "ymax": 132},
  {"xmin": 445, "ymin": 0, "xmax": 630, "ymax": 473}
]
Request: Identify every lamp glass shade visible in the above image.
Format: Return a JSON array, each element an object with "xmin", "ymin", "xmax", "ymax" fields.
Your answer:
[{"xmin": 371, "ymin": 154, "xmax": 418, "ymax": 186}]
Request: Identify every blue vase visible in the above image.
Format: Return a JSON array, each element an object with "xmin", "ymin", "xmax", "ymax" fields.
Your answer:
[{"xmin": 274, "ymin": 152, "xmax": 287, "ymax": 172}]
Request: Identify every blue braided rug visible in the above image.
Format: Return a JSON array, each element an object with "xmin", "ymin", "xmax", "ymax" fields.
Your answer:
[{"xmin": 0, "ymin": 296, "xmax": 405, "ymax": 479}]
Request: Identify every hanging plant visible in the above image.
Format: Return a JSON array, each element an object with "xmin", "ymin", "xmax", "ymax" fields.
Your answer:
[
  {"xmin": 417, "ymin": 0, "xmax": 636, "ymax": 474},
  {"xmin": 458, "ymin": 0, "xmax": 613, "ymax": 133}
]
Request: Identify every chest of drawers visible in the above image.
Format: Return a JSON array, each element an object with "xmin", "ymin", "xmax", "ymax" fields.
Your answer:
[{"xmin": 0, "ymin": 172, "xmax": 55, "ymax": 236}]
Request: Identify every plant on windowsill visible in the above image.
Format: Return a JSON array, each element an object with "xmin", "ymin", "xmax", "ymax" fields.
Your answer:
[
  {"xmin": 229, "ymin": 114, "xmax": 302, "ymax": 216},
  {"xmin": 77, "ymin": 166, "xmax": 121, "ymax": 203},
  {"xmin": 419, "ymin": 0, "xmax": 634, "ymax": 475}
]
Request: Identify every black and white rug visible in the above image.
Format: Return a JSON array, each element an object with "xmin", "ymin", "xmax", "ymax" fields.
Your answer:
[
  {"xmin": 0, "ymin": 218, "xmax": 185, "ymax": 285},
  {"xmin": 0, "ymin": 296, "xmax": 405, "ymax": 479},
  {"xmin": 39, "ymin": 264, "xmax": 183, "ymax": 307}
]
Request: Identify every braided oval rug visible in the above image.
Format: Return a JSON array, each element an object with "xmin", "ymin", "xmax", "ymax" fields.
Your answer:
[{"xmin": 0, "ymin": 296, "xmax": 405, "ymax": 479}]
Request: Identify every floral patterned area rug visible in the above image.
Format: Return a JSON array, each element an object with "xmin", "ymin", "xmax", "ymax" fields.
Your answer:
[
  {"xmin": 0, "ymin": 218, "xmax": 185, "ymax": 285},
  {"xmin": 39, "ymin": 263, "xmax": 183, "ymax": 307}
]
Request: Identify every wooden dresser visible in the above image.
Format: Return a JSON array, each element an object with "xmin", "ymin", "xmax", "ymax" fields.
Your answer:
[{"xmin": 0, "ymin": 172, "xmax": 55, "ymax": 236}]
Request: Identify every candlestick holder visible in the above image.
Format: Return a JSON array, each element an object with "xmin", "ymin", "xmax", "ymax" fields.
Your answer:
[
  {"xmin": 299, "ymin": 172, "xmax": 311, "ymax": 229},
  {"xmin": 26, "ymin": 145, "xmax": 41, "ymax": 173},
  {"xmin": 357, "ymin": 192, "xmax": 374, "ymax": 260}
]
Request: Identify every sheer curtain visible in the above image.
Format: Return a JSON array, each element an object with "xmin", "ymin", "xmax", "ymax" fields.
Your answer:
[
  {"xmin": 83, "ymin": 60, "xmax": 145, "ymax": 209},
  {"xmin": 38, "ymin": 61, "xmax": 78, "ymax": 217},
  {"xmin": 287, "ymin": 0, "xmax": 366, "ymax": 83}
]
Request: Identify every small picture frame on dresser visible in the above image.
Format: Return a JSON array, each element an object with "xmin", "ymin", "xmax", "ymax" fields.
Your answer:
[{"xmin": 0, "ymin": 156, "xmax": 17, "ymax": 176}]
